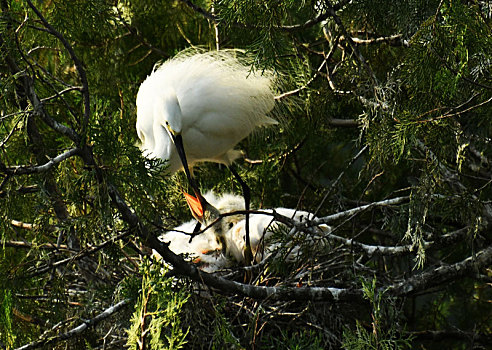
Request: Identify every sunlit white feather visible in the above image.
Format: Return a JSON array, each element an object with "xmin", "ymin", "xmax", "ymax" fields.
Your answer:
[{"xmin": 136, "ymin": 50, "xmax": 277, "ymax": 173}]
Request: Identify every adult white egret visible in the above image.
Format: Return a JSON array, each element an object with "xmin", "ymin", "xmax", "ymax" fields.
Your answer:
[{"xmin": 136, "ymin": 49, "xmax": 277, "ymax": 265}]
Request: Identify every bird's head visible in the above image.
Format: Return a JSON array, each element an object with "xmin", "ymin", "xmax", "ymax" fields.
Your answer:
[
  {"xmin": 162, "ymin": 89, "xmax": 183, "ymax": 139},
  {"xmin": 183, "ymin": 191, "xmax": 233, "ymax": 255},
  {"xmin": 183, "ymin": 191, "xmax": 222, "ymax": 231}
]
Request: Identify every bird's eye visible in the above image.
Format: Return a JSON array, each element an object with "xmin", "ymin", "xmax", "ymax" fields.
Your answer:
[
  {"xmin": 165, "ymin": 121, "xmax": 169, "ymax": 125},
  {"xmin": 228, "ymin": 222, "xmax": 234, "ymax": 229}
]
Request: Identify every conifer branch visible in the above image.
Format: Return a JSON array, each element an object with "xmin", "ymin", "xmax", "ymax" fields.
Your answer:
[
  {"xmin": 26, "ymin": 230, "xmax": 132, "ymax": 278},
  {"xmin": 272, "ymin": 0, "xmax": 353, "ymax": 32},
  {"xmin": 415, "ymin": 139, "xmax": 492, "ymax": 221},
  {"xmin": 1, "ymin": 34, "xmax": 80, "ymax": 143},
  {"xmin": 114, "ymin": 6, "xmax": 169, "ymax": 59},
  {"xmin": 323, "ymin": 1, "xmax": 379, "ymax": 85},
  {"xmin": 411, "ymin": 329, "xmax": 492, "ymax": 344}
]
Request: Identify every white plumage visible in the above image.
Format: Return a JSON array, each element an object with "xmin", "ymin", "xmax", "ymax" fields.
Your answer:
[
  {"xmin": 136, "ymin": 49, "xmax": 277, "ymax": 174},
  {"xmin": 155, "ymin": 192, "xmax": 330, "ymax": 272},
  {"xmin": 136, "ymin": 50, "xmax": 278, "ymax": 264},
  {"xmin": 226, "ymin": 207, "xmax": 331, "ymax": 265},
  {"xmin": 157, "ymin": 219, "xmax": 228, "ymax": 273}
]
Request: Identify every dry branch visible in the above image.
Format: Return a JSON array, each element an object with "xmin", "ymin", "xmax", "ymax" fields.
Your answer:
[
  {"xmin": 14, "ymin": 298, "xmax": 131, "ymax": 350},
  {"xmin": 0, "ymin": 148, "xmax": 80, "ymax": 175}
]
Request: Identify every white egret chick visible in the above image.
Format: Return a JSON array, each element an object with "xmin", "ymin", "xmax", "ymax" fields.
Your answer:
[
  {"xmin": 136, "ymin": 49, "xmax": 277, "ymax": 265},
  {"xmin": 155, "ymin": 191, "xmax": 245, "ymax": 272},
  {"xmin": 190, "ymin": 191, "xmax": 330, "ymax": 266},
  {"xmin": 225, "ymin": 208, "xmax": 331, "ymax": 264},
  {"xmin": 156, "ymin": 220, "xmax": 228, "ymax": 273}
]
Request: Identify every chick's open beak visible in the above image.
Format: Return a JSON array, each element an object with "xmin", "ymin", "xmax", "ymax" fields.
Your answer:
[{"xmin": 183, "ymin": 191, "xmax": 204, "ymax": 221}]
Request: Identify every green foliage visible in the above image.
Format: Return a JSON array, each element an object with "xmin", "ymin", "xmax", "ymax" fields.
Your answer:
[
  {"xmin": 210, "ymin": 302, "xmax": 243, "ymax": 349},
  {"xmin": 342, "ymin": 278, "xmax": 413, "ymax": 350},
  {"xmin": 0, "ymin": 289, "xmax": 15, "ymax": 348},
  {"xmin": 126, "ymin": 259, "xmax": 190, "ymax": 350},
  {"xmin": 1, "ymin": 0, "xmax": 491, "ymax": 348},
  {"xmin": 264, "ymin": 329, "xmax": 324, "ymax": 350}
]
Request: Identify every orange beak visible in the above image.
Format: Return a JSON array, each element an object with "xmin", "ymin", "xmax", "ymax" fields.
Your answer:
[{"xmin": 183, "ymin": 191, "xmax": 204, "ymax": 220}]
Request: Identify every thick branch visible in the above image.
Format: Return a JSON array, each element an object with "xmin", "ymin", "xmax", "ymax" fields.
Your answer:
[
  {"xmin": 105, "ymin": 176, "xmax": 364, "ymax": 302},
  {"xmin": 322, "ymin": 226, "xmax": 469, "ymax": 257},
  {"xmin": 387, "ymin": 244, "xmax": 492, "ymax": 296}
]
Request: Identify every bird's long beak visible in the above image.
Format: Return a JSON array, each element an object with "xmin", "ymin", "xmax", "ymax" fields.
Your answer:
[
  {"xmin": 170, "ymin": 133, "xmax": 191, "ymax": 179},
  {"xmin": 171, "ymin": 133, "xmax": 202, "ymax": 195},
  {"xmin": 168, "ymin": 130, "xmax": 208, "ymax": 226}
]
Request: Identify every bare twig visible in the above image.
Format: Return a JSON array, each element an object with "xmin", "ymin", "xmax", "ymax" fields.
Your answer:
[
  {"xmin": 350, "ymin": 34, "xmax": 409, "ymax": 47},
  {"xmin": 14, "ymin": 298, "xmax": 131, "ymax": 350},
  {"xmin": 328, "ymin": 118, "xmax": 360, "ymax": 128},
  {"xmin": 40, "ymin": 86, "xmax": 83, "ymax": 102},
  {"xmin": 3, "ymin": 240, "xmax": 68, "ymax": 250},
  {"xmin": 0, "ymin": 148, "xmax": 80, "ymax": 175},
  {"xmin": 313, "ymin": 145, "xmax": 368, "ymax": 216},
  {"xmin": 10, "ymin": 220, "xmax": 35, "ymax": 230},
  {"xmin": 27, "ymin": 230, "xmax": 132, "ymax": 278},
  {"xmin": 312, "ymin": 195, "xmax": 409, "ymax": 226},
  {"xmin": 273, "ymin": 0, "xmax": 353, "ymax": 32},
  {"xmin": 417, "ymin": 95, "xmax": 492, "ymax": 123},
  {"xmin": 324, "ymin": 1, "xmax": 378, "ymax": 85},
  {"xmin": 275, "ymin": 58, "xmax": 328, "ymax": 100},
  {"xmin": 177, "ymin": 0, "xmax": 216, "ymax": 22}
]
